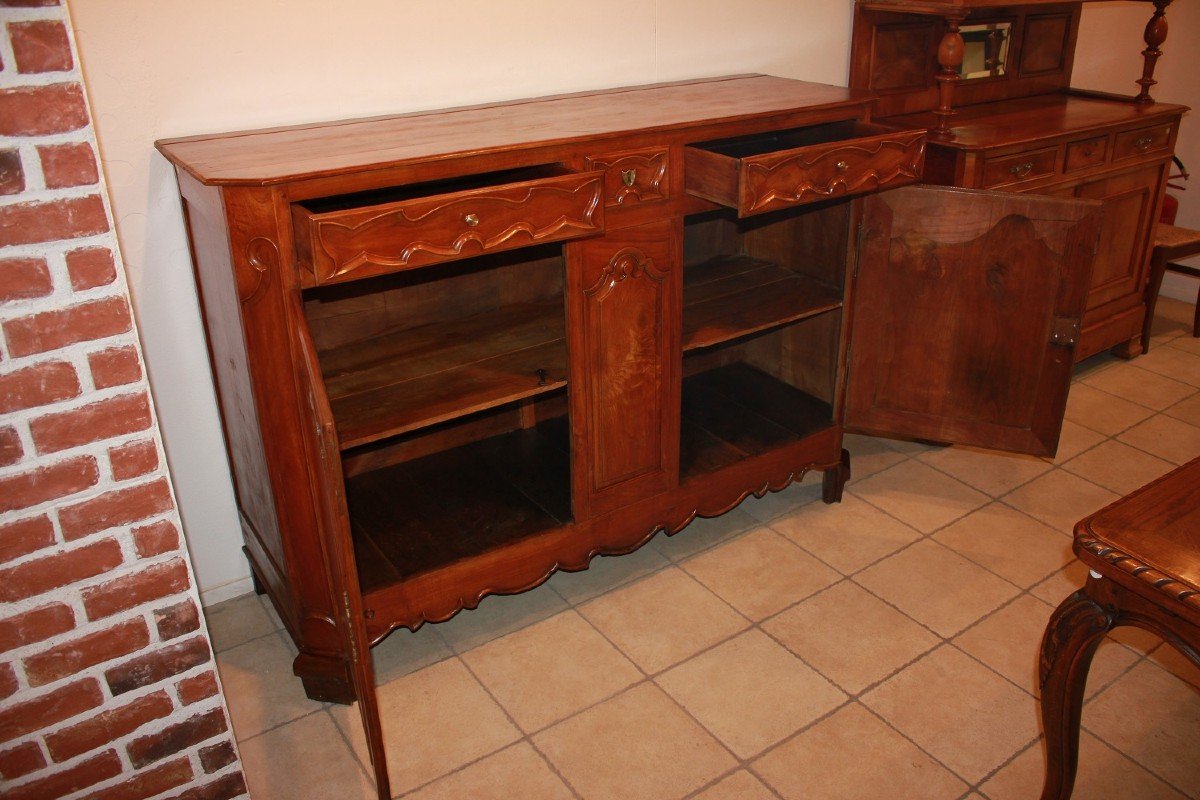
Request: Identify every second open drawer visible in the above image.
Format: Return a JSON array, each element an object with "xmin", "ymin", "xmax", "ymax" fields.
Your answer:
[{"xmin": 684, "ymin": 121, "xmax": 926, "ymax": 217}]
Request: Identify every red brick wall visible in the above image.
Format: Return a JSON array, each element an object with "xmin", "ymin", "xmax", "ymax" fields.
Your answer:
[{"xmin": 0, "ymin": 2, "xmax": 246, "ymax": 798}]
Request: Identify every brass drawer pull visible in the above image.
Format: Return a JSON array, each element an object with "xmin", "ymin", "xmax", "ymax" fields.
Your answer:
[
  {"xmin": 1135, "ymin": 135, "xmax": 1155, "ymax": 151},
  {"xmin": 464, "ymin": 212, "xmax": 480, "ymax": 227},
  {"xmin": 621, "ymin": 169, "xmax": 637, "ymax": 187},
  {"xmin": 1010, "ymin": 162, "xmax": 1034, "ymax": 179},
  {"xmin": 835, "ymin": 160, "xmax": 850, "ymax": 172}
]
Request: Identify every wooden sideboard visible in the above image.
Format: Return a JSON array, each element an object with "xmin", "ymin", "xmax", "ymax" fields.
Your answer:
[
  {"xmin": 850, "ymin": 0, "xmax": 1188, "ymax": 361},
  {"xmin": 158, "ymin": 75, "xmax": 1104, "ymax": 797}
]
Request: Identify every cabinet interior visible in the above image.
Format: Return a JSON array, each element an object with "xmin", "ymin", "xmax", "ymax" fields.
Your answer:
[
  {"xmin": 302, "ymin": 246, "xmax": 573, "ymax": 591},
  {"xmin": 679, "ymin": 200, "xmax": 849, "ymax": 481}
]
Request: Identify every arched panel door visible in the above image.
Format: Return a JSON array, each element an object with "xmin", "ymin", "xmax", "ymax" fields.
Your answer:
[{"xmin": 845, "ymin": 185, "xmax": 1101, "ymax": 457}]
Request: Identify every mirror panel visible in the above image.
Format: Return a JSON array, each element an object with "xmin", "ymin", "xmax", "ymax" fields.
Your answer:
[{"xmin": 959, "ymin": 21, "xmax": 1012, "ymax": 80}]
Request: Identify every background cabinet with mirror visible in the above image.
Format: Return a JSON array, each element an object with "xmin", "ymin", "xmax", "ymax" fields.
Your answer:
[{"xmin": 850, "ymin": 0, "xmax": 1188, "ymax": 361}]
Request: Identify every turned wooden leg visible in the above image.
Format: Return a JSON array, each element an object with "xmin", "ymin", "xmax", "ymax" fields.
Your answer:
[
  {"xmin": 1192, "ymin": 284, "xmax": 1200, "ymax": 338},
  {"xmin": 822, "ymin": 448, "xmax": 851, "ymax": 504},
  {"xmin": 1141, "ymin": 248, "xmax": 1169, "ymax": 353},
  {"xmin": 1038, "ymin": 587, "xmax": 1115, "ymax": 800}
]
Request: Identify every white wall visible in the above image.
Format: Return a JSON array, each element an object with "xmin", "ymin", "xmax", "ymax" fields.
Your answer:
[
  {"xmin": 66, "ymin": 0, "xmax": 852, "ymax": 603},
  {"xmin": 1075, "ymin": 1, "xmax": 1200, "ymax": 296},
  {"xmin": 66, "ymin": 0, "xmax": 1196, "ymax": 602}
]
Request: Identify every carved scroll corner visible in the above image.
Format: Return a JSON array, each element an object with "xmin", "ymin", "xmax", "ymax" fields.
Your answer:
[
  {"xmin": 584, "ymin": 246, "xmax": 668, "ymax": 298},
  {"xmin": 239, "ymin": 236, "xmax": 280, "ymax": 303}
]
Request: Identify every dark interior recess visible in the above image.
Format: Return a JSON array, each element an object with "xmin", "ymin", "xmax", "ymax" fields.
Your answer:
[{"xmin": 348, "ymin": 414, "xmax": 572, "ymax": 592}]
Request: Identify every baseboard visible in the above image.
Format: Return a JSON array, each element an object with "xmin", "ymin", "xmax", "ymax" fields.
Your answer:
[{"xmin": 199, "ymin": 575, "xmax": 256, "ymax": 608}]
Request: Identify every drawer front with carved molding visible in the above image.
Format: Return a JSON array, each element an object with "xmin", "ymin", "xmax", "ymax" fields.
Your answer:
[
  {"xmin": 1113, "ymin": 124, "xmax": 1174, "ymax": 163},
  {"xmin": 981, "ymin": 147, "xmax": 1058, "ymax": 188},
  {"xmin": 685, "ymin": 122, "xmax": 926, "ymax": 217},
  {"xmin": 585, "ymin": 148, "xmax": 670, "ymax": 208},
  {"xmin": 293, "ymin": 168, "xmax": 605, "ymax": 286}
]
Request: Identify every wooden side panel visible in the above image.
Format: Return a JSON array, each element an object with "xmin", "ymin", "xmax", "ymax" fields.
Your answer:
[
  {"xmin": 178, "ymin": 177, "xmax": 287, "ymax": 602},
  {"xmin": 568, "ymin": 219, "xmax": 681, "ymax": 519},
  {"xmin": 217, "ymin": 182, "xmax": 353, "ymax": 701},
  {"xmin": 845, "ymin": 185, "xmax": 1100, "ymax": 456}
]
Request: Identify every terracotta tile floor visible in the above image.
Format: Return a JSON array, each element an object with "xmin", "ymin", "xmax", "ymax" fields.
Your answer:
[{"xmin": 209, "ymin": 298, "xmax": 1200, "ymax": 799}]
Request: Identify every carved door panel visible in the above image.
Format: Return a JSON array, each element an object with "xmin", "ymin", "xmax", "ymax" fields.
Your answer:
[
  {"xmin": 568, "ymin": 219, "xmax": 681, "ymax": 519},
  {"xmin": 1074, "ymin": 163, "xmax": 1165, "ymax": 311},
  {"xmin": 845, "ymin": 185, "xmax": 1101, "ymax": 457}
]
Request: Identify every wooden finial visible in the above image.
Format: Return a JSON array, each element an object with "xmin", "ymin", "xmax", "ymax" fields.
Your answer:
[
  {"xmin": 932, "ymin": 15, "xmax": 966, "ymax": 140},
  {"xmin": 1135, "ymin": 0, "xmax": 1173, "ymax": 104}
]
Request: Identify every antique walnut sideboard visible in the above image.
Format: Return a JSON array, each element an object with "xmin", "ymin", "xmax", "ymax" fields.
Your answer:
[
  {"xmin": 158, "ymin": 75, "xmax": 1114, "ymax": 796},
  {"xmin": 850, "ymin": 0, "xmax": 1188, "ymax": 360}
]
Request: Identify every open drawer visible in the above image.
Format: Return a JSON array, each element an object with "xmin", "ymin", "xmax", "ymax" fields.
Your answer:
[
  {"xmin": 293, "ymin": 165, "xmax": 605, "ymax": 286},
  {"xmin": 684, "ymin": 121, "xmax": 926, "ymax": 217}
]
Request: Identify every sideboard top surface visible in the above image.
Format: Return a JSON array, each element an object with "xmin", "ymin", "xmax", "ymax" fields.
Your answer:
[
  {"xmin": 155, "ymin": 74, "xmax": 872, "ymax": 187},
  {"xmin": 885, "ymin": 92, "xmax": 1188, "ymax": 150},
  {"xmin": 859, "ymin": 0, "xmax": 1134, "ymax": 12}
]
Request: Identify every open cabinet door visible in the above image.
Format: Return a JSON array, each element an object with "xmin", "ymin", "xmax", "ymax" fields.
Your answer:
[
  {"xmin": 292, "ymin": 299, "xmax": 392, "ymax": 800},
  {"xmin": 844, "ymin": 185, "xmax": 1101, "ymax": 457}
]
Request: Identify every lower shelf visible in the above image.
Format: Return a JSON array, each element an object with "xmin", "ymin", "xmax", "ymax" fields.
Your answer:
[
  {"xmin": 680, "ymin": 363, "xmax": 834, "ymax": 480},
  {"xmin": 347, "ymin": 417, "xmax": 572, "ymax": 593}
]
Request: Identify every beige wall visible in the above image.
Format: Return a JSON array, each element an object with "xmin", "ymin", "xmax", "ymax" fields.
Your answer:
[{"xmin": 67, "ymin": 0, "xmax": 1196, "ymax": 600}]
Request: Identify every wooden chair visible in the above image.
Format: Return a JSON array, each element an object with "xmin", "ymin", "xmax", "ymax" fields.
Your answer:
[
  {"xmin": 1141, "ymin": 223, "xmax": 1200, "ymax": 353},
  {"xmin": 1038, "ymin": 457, "xmax": 1200, "ymax": 800}
]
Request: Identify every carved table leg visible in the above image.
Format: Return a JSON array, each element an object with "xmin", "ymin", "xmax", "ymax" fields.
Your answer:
[
  {"xmin": 1038, "ymin": 587, "xmax": 1115, "ymax": 800},
  {"xmin": 822, "ymin": 448, "xmax": 851, "ymax": 504}
]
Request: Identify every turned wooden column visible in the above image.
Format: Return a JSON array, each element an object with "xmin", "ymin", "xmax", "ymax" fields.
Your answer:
[
  {"xmin": 1135, "ymin": 0, "xmax": 1173, "ymax": 104},
  {"xmin": 932, "ymin": 15, "xmax": 967, "ymax": 140}
]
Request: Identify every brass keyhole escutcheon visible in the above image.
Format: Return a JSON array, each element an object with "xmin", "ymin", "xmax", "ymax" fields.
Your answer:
[
  {"xmin": 464, "ymin": 213, "xmax": 480, "ymax": 227},
  {"xmin": 621, "ymin": 169, "xmax": 637, "ymax": 187}
]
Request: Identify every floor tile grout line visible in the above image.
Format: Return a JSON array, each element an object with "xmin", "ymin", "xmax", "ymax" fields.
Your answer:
[{"xmin": 214, "ymin": 342, "xmax": 1200, "ymax": 799}]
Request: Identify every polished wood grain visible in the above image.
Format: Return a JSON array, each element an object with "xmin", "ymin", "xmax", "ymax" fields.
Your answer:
[
  {"xmin": 156, "ymin": 75, "xmax": 873, "ymax": 186},
  {"xmin": 293, "ymin": 167, "xmax": 604, "ymax": 285},
  {"xmin": 685, "ymin": 122, "xmax": 926, "ymax": 215},
  {"xmin": 585, "ymin": 148, "xmax": 671, "ymax": 208},
  {"xmin": 1039, "ymin": 457, "xmax": 1200, "ymax": 800},
  {"xmin": 845, "ymin": 185, "xmax": 1100, "ymax": 455},
  {"xmin": 682, "ymin": 255, "xmax": 842, "ymax": 351},
  {"xmin": 165, "ymin": 74, "xmax": 1119, "ymax": 800},
  {"xmin": 568, "ymin": 219, "xmax": 680, "ymax": 519}
]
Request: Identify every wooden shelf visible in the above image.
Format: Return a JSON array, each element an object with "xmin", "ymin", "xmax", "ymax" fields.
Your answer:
[
  {"xmin": 682, "ymin": 255, "xmax": 842, "ymax": 352},
  {"xmin": 680, "ymin": 363, "xmax": 834, "ymax": 480},
  {"xmin": 320, "ymin": 300, "xmax": 566, "ymax": 449},
  {"xmin": 347, "ymin": 418, "xmax": 571, "ymax": 593}
]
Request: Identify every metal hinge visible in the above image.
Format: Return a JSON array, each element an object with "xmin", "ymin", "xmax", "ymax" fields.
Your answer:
[
  {"xmin": 342, "ymin": 590, "xmax": 360, "ymax": 662},
  {"xmin": 1049, "ymin": 317, "xmax": 1080, "ymax": 347}
]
